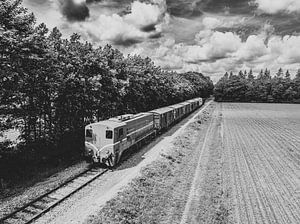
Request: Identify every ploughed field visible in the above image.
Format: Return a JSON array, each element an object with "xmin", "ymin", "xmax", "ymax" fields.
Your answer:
[{"xmin": 221, "ymin": 103, "xmax": 300, "ymax": 223}]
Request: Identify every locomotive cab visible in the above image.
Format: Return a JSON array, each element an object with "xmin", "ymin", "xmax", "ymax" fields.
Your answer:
[{"xmin": 85, "ymin": 120, "xmax": 126, "ymax": 166}]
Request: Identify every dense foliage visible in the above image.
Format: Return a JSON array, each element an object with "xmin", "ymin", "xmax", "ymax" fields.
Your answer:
[
  {"xmin": 214, "ymin": 69, "xmax": 300, "ymax": 103},
  {"xmin": 0, "ymin": 0, "xmax": 213, "ymax": 177}
]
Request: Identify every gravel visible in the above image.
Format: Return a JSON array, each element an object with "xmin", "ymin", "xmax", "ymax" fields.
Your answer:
[{"xmin": 0, "ymin": 161, "xmax": 89, "ymax": 219}]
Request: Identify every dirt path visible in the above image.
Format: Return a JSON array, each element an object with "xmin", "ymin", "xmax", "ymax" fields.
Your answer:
[{"xmin": 179, "ymin": 103, "xmax": 232, "ymax": 224}]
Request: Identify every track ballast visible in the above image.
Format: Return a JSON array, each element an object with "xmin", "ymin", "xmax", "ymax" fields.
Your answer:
[{"xmin": 0, "ymin": 167, "xmax": 109, "ymax": 224}]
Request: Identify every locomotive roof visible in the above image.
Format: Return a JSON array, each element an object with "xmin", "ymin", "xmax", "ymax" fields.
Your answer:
[
  {"xmin": 150, "ymin": 107, "xmax": 174, "ymax": 114},
  {"xmin": 169, "ymin": 104, "xmax": 185, "ymax": 109},
  {"xmin": 187, "ymin": 98, "xmax": 198, "ymax": 102},
  {"xmin": 110, "ymin": 112, "xmax": 152, "ymax": 122},
  {"xmin": 87, "ymin": 112, "xmax": 153, "ymax": 129},
  {"xmin": 86, "ymin": 120, "xmax": 126, "ymax": 129},
  {"xmin": 179, "ymin": 102, "xmax": 191, "ymax": 106}
]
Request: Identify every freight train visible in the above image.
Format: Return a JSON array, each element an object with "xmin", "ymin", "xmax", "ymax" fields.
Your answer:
[{"xmin": 84, "ymin": 97, "xmax": 203, "ymax": 166}]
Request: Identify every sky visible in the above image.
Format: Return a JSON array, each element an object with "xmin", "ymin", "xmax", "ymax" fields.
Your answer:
[{"xmin": 22, "ymin": 0, "xmax": 300, "ymax": 82}]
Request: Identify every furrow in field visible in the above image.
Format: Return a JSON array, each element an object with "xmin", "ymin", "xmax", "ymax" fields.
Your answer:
[
  {"xmin": 243, "ymin": 117, "xmax": 300, "ymax": 221},
  {"xmin": 222, "ymin": 104, "xmax": 245, "ymax": 224},
  {"xmin": 249, "ymin": 117, "xmax": 300, "ymax": 196},
  {"xmin": 233, "ymin": 116, "xmax": 293, "ymax": 224},
  {"xmin": 223, "ymin": 104, "xmax": 279, "ymax": 224},
  {"xmin": 223, "ymin": 119, "xmax": 241, "ymax": 223},
  {"xmin": 219, "ymin": 107, "xmax": 235, "ymax": 224},
  {"xmin": 265, "ymin": 119, "xmax": 300, "ymax": 165},
  {"xmin": 255, "ymin": 106, "xmax": 300, "ymax": 142},
  {"xmin": 231, "ymin": 103, "xmax": 300, "ymax": 223},
  {"xmin": 222, "ymin": 103, "xmax": 300, "ymax": 224},
  {"xmin": 229, "ymin": 123, "xmax": 266, "ymax": 224},
  {"xmin": 234, "ymin": 112, "xmax": 300, "ymax": 184},
  {"xmin": 246, "ymin": 118, "xmax": 299, "ymax": 223},
  {"xmin": 256, "ymin": 116, "xmax": 300, "ymax": 165},
  {"xmin": 230, "ymin": 118, "xmax": 273, "ymax": 224},
  {"xmin": 223, "ymin": 116, "xmax": 253, "ymax": 223},
  {"xmin": 252, "ymin": 108, "xmax": 300, "ymax": 155}
]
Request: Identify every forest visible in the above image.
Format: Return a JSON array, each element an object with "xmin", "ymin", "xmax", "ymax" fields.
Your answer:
[
  {"xmin": 0, "ymin": 0, "xmax": 213, "ymax": 182},
  {"xmin": 214, "ymin": 69, "xmax": 300, "ymax": 103}
]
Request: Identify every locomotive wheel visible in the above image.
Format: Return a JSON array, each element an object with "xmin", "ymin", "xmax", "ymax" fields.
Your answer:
[
  {"xmin": 113, "ymin": 152, "xmax": 119, "ymax": 167},
  {"xmin": 108, "ymin": 152, "xmax": 119, "ymax": 167}
]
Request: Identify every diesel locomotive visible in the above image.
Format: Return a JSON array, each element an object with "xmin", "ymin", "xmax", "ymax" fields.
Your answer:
[{"xmin": 84, "ymin": 97, "xmax": 203, "ymax": 166}]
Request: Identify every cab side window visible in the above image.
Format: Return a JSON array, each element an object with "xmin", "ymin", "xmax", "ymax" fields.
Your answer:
[
  {"xmin": 106, "ymin": 130, "xmax": 113, "ymax": 139},
  {"xmin": 118, "ymin": 128, "xmax": 124, "ymax": 138}
]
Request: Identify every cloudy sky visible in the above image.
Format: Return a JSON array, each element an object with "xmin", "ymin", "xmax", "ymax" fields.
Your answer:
[{"xmin": 23, "ymin": 0, "xmax": 300, "ymax": 82}]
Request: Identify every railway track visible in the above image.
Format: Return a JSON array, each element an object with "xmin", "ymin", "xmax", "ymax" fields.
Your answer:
[{"xmin": 0, "ymin": 167, "xmax": 109, "ymax": 224}]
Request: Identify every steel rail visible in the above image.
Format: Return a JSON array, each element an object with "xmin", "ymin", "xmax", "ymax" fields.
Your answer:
[{"xmin": 0, "ymin": 168, "xmax": 109, "ymax": 224}]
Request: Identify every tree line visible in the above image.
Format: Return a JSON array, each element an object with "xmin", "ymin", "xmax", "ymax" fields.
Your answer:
[
  {"xmin": 214, "ymin": 68, "xmax": 300, "ymax": 103},
  {"xmin": 0, "ymin": 0, "xmax": 213, "ymax": 177}
]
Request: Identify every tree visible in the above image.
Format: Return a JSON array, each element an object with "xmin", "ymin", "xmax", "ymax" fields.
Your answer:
[
  {"xmin": 276, "ymin": 68, "xmax": 284, "ymax": 78},
  {"xmin": 285, "ymin": 70, "xmax": 291, "ymax": 79},
  {"xmin": 224, "ymin": 72, "xmax": 229, "ymax": 80},
  {"xmin": 0, "ymin": 0, "xmax": 36, "ymax": 137},
  {"xmin": 296, "ymin": 69, "xmax": 300, "ymax": 79},
  {"xmin": 247, "ymin": 69, "xmax": 254, "ymax": 80},
  {"xmin": 257, "ymin": 69, "xmax": 264, "ymax": 79},
  {"xmin": 264, "ymin": 68, "xmax": 271, "ymax": 79},
  {"xmin": 238, "ymin": 70, "xmax": 246, "ymax": 79},
  {"xmin": 214, "ymin": 68, "xmax": 300, "ymax": 103}
]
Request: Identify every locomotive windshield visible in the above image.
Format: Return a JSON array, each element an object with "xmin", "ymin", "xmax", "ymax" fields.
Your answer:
[
  {"xmin": 86, "ymin": 129, "xmax": 93, "ymax": 138},
  {"xmin": 106, "ymin": 130, "xmax": 113, "ymax": 139}
]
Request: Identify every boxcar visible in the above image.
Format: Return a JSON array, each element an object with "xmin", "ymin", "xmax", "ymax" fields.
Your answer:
[
  {"xmin": 150, "ymin": 107, "xmax": 175, "ymax": 130},
  {"xmin": 169, "ymin": 103, "xmax": 185, "ymax": 122},
  {"xmin": 187, "ymin": 99, "xmax": 198, "ymax": 111},
  {"xmin": 194, "ymin": 98, "xmax": 203, "ymax": 107},
  {"xmin": 179, "ymin": 102, "xmax": 192, "ymax": 115}
]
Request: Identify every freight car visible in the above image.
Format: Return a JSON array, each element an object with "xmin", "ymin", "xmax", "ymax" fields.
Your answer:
[
  {"xmin": 150, "ymin": 107, "xmax": 175, "ymax": 131},
  {"xmin": 84, "ymin": 97, "xmax": 203, "ymax": 166}
]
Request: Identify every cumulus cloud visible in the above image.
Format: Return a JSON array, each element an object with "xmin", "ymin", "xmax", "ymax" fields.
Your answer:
[
  {"xmin": 73, "ymin": 0, "xmax": 168, "ymax": 45},
  {"xmin": 23, "ymin": 0, "xmax": 300, "ymax": 82},
  {"xmin": 190, "ymin": 25, "xmax": 242, "ymax": 62},
  {"xmin": 124, "ymin": 0, "xmax": 167, "ymax": 32},
  {"xmin": 202, "ymin": 17, "xmax": 223, "ymax": 29},
  {"xmin": 130, "ymin": 16, "xmax": 300, "ymax": 81},
  {"xmin": 268, "ymin": 35, "xmax": 300, "ymax": 64},
  {"xmin": 206, "ymin": 32, "xmax": 242, "ymax": 59},
  {"xmin": 255, "ymin": 0, "xmax": 300, "ymax": 14},
  {"xmin": 58, "ymin": 0, "xmax": 90, "ymax": 21},
  {"xmin": 235, "ymin": 35, "xmax": 268, "ymax": 61},
  {"xmin": 76, "ymin": 14, "xmax": 146, "ymax": 45}
]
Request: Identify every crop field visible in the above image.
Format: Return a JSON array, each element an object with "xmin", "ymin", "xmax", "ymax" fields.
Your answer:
[{"xmin": 221, "ymin": 103, "xmax": 300, "ymax": 223}]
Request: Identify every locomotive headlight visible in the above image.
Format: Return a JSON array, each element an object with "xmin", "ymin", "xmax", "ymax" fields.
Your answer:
[
  {"xmin": 104, "ymin": 149, "xmax": 110, "ymax": 156},
  {"xmin": 100, "ymin": 148, "xmax": 111, "ymax": 159}
]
